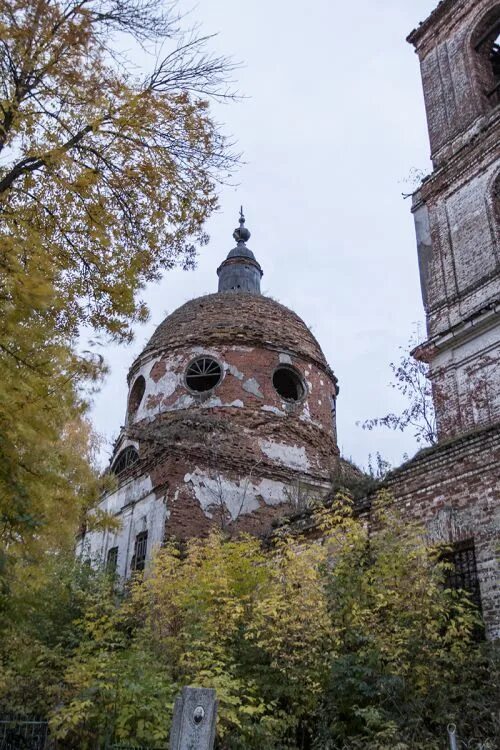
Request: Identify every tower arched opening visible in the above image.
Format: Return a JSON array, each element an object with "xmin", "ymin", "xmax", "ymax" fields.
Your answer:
[{"xmin": 472, "ymin": 7, "xmax": 500, "ymax": 107}]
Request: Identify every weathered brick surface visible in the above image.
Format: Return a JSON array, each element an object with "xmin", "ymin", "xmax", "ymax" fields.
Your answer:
[
  {"xmin": 409, "ymin": 0, "xmax": 500, "ymax": 441},
  {"xmin": 134, "ymin": 292, "xmax": 334, "ymax": 379},
  {"xmin": 100, "ymin": 291, "xmax": 340, "ymax": 540},
  {"xmin": 280, "ymin": 425, "xmax": 500, "ymax": 640},
  {"xmin": 382, "ymin": 425, "xmax": 500, "ymax": 639},
  {"xmin": 413, "ymin": 123, "xmax": 500, "ymax": 341},
  {"xmin": 79, "ymin": 291, "xmax": 341, "ymax": 566},
  {"xmin": 408, "ymin": 0, "xmax": 500, "ymax": 165}
]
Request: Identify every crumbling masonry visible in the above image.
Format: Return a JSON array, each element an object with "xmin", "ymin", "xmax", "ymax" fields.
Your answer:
[
  {"xmin": 77, "ymin": 0, "xmax": 500, "ymax": 639},
  {"xmin": 78, "ymin": 211, "xmax": 341, "ymax": 575}
]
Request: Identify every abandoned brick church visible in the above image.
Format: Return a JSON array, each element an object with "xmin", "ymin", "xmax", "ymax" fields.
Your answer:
[{"xmin": 78, "ymin": 0, "xmax": 500, "ymax": 639}]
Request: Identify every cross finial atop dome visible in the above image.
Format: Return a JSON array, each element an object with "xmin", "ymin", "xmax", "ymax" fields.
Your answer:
[
  {"xmin": 217, "ymin": 206, "xmax": 263, "ymax": 294},
  {"xmin": 233, "ymin": 206, "xmax": 251, "ymax": 244}
]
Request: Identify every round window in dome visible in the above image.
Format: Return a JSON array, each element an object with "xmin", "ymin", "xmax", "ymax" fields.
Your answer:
[
  {"xmin": 185, "ymin": 356, "xmax": 222, "ymax": 393},
  {"xmin": 273, "ymin": 365, "xmax": 305, "ymax": 402}
]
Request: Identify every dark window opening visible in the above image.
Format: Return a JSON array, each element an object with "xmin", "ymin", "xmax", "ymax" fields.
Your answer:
[
  {"xmin": 473, "ymin": 12, "xmax": 500, "ymax": 106},
  {"xmin": 494, "ymin": 173, "xmax": 500, "ymax": 223},
  {"xmin": 273, "ymin": 366, "xmax": 305, "ymax": 402},
  {"xmin": 186, "ymin": 357, "xmax": 222, "ymax": 392},
  {"xmin": 131, "ymin": 530, "xmax": 148, "ymax": 572},
  {"xmin": 442, "ymin": 540, "xmax": 482, "ymax": 611},
  {"xmin": 106, "ymin": 546, "xmax": 118, "ymax": 573},
  {"xmin": 492, "ymin": 34, "xmax": 500, "ymax": 77},
  {"xmin": 330, "ymin": 395, "xmax": 337, "ymax": 433},
  {"xmin": 112, "ymin": 446, "xmax": 139, "ymax": 475},
  {"xmin": 129, "ymin": 375, "xmax": 146, "ymax": 417}
]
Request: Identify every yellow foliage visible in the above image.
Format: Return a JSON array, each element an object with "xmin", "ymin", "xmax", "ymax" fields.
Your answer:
[{"xmin": 0, "ymin": 0, "xmax": 234, "ymax": 602}]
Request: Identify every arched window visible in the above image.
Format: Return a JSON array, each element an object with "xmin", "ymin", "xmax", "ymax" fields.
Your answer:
[
  {"xmin": 494, "ymin": 172, "xmax": 500, "ymax": 221},
  {"xmin": 128, "ymin": 375, "xmax": 146, "ymax": 418},
  {"xmin": 112, "ymin": 446, "xmax": 139, "ymax": 475},
  {"xmin": 473, "ymin": 8, "xmax": 500, "ymax": 107}
]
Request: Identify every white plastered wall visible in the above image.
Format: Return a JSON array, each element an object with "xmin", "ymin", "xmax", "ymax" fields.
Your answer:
[{"xmin": 77, "ymin": 472, "xmax": 168, "ymax": 578}]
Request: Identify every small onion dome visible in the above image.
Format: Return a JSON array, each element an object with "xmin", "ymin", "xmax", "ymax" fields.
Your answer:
[{"xmin": 217, "ymin": 207, "xmax": 263, "ymax": 294}]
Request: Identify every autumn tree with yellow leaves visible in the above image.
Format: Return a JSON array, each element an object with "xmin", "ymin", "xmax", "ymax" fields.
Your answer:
[
  {"xmin": 0, "ymin": 0, "xmax": 234, "ymax": 593},
  {"xmin": 2, "ymin": 494, "xmax": 497, "ymax": 750}
]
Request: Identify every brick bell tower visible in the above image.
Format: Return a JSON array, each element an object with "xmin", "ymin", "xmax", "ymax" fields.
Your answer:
[{"xmin": 408, "ymin": 0, "xmax": 500, "ymax": 440}]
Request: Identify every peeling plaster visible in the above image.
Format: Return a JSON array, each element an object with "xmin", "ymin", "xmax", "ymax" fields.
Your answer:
[
  {"xmin": 259, "ymin": 439, "xmax": 311, "ymax": 471},
  {"xmin": 200, "ymin": 396, "xmax": 244, "ymax": 410},
  {"xmin": 227, "ymin": 364, "xmax": 245, "ymax": 380},
  {"xmin": 261, "ymin": 404, "xmax": 286, "ymax": 416},
  {"xmin": 103, "ymin": 474, "xmax": 154, "ymax": 515},
  {"xmin": 189, "ymin": 346, "xmax": 220, "ymax": 357},
  {"xmin": 149, "ymin": 357, "xmax": 166, "ymax": 383},
  {"xmin": 184, "ymin": 467, "xmax": 289, "ymax": 520},
  {"xmin": 300, "ymin": 405, "xmax": 312, "ymax": 423},
  {"xmin": 170, "ymin": 393, "xmax": 196, "ymax": 411},
  {"xmin": 243, "ymin": 377, "xmax": 264, "ymax": 399},
  {"xmin": 78, "ymin": 473, "xmax": 168, "ymax": 579},
  {"xmin": 201, "ymin": 396, "xmax": 223, "ymax": 409},
  {"xmin": 132, "ymin": 354, "xmax": 183, "ymax": 422},
  {"xmin": 161, "ymin": 372, "xmax": 179, "ymax": 399},
  {"xmin": 299, "ymin": 400, "xmax": 317, "ymax": 426}
]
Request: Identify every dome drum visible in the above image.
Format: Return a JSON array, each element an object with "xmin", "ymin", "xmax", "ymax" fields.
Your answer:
[{"xmin": 126, "ymin": 341, "xmax": 338, "ymax": 444}]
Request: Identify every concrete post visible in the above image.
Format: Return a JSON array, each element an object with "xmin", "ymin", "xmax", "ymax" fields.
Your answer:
[
  {"xmin": 447, "ymin": 724, "xmax": 458, "ymax": 750},
  {"xmin": 169, "ymin": 687, "xmax": 218, "ymax": 750}
]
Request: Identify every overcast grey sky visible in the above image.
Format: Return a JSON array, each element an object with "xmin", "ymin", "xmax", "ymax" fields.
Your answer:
[{"xmin": 89, "ymin": 0, "xmax": 439, "ymax": 470}]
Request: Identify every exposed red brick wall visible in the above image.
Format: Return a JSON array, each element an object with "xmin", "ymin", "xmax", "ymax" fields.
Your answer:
[
  {"xmin": 113, "ymin": 292, "xmax": 340, "ymax": 542},
  {"xmin": 381, "ymin": 425, "xmax": 500, "ymax": 639},
  {"xmin": 132, "ymin": 292, "xmax": 335, "ymax": 380}
]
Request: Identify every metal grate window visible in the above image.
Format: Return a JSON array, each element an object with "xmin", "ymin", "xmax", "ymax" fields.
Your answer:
[
  {"xmin": 0, "ymin": 718, "xmax": 48, "ymax": 750},
  {"xmin": 444, "ymin": 540, "xmax": 482, "ymax": 610},
  {"xmin": 107, "ymin": 546, "xmax": 118, "ymax": 573},
  {"xmin": 131, "ymin": 531, "xmax": 148, "ymax": 572},
  {"xmin": 185, "ymin": 357, "xmax": 222, "ymax": 393}
]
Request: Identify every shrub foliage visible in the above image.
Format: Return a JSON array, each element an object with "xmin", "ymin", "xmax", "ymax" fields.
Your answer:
[{"xmin": 0, "ymin": 493, "xmax": 498, "ymax": 749}]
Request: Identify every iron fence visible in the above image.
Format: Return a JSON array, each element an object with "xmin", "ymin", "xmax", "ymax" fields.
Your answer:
[{"xmin": 0, "ymin": 718, "xmax": 48, "ymax": 750}]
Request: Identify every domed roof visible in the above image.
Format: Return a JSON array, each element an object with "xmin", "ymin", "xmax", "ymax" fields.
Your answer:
[
  {"xmin": 138, "ymin": 292, "xmax": 332, "ymax": 374},
  {"xmin": 217, "ymin": 209, "xmax": 262, "ymax": 294}
]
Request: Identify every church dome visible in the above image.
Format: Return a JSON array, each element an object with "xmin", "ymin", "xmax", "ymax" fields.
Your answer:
[
  {"xmin": 138, "ymin": 292, "xmax": 331, "ymax": 376},
  {"xmin": 82, "ymin": 209, "xmax": 341, "ymax": 563}
]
